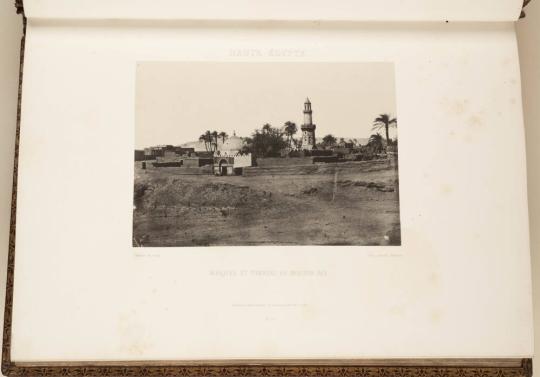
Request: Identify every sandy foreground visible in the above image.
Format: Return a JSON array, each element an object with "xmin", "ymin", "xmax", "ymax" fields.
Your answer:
[{"xmin": 133, "ymin": 162, "xmax": 401, "ymax": 247}]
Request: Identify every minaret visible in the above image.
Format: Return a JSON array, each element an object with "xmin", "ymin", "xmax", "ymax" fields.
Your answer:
[{"xmin": 301, "ymin": 98, "xmax": 316, "ymax": 150}]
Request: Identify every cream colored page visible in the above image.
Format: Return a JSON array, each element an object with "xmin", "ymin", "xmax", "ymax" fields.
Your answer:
[
  {"xmin": 23, "ymin": 0, "xmax": 523, "ymax": 22},
  {"xmin": 10, "ymin": 21, "xmax": 533, "ymax": 361}
]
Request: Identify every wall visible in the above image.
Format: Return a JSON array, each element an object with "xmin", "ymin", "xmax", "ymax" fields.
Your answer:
[
  {"xmin": 244, "ymin": 159, "xmax": 393, "ymax": 176},
  {"xmin": 256, "ymin": 156, "xmax": 314, "ymax": 167},
  {"xmin": 182, "ymin": 157, "xmax": 213, "ymax": 168},
  {"xmin": 232, "ymin": 154, "xmax": 252, "ymax": 168}
]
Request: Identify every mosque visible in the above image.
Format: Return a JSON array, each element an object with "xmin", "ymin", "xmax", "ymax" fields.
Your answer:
[
  {"xmin": 212, "ymin": 98, "xmax": 317, "ymax": 175},
  {"xmin": 137, "ymin": 98, "xmax": 319, "ymax": 175},
  {"xmin": 212, "ymin": 133, "xmax": 252, "ymax": 176}
]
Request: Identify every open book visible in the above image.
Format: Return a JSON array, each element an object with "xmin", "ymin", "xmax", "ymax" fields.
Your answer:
[{"xmin": 3, "ymin": 0, "xmax": 534, "ymax": 376}]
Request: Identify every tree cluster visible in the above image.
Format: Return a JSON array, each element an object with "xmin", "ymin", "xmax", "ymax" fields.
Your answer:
[
  {"xmin": 199, "ymin": 130, "xmax": 228, "ymax": 152},
  {"xmin": 198, "ymin": 112, "xmax": 397, "ymax": 159},
  {"xmin": 242, "ymin": 123, "xmax": 289, "ymax": 158}
]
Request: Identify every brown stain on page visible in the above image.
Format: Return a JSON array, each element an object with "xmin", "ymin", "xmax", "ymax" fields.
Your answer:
[
  {"xmin": 443, "ymin": 98, "xmax": 470, "ymax": 116},
  {"xmin": 117, "ymin": 312, "xmax": 153, "ymax": 357},
  {"xmin": 440, "ymin": 97, "xmax": 488, "ymax": 143},
  {"xmin": 440, "ymin": 183, "xmax": 454, "ymax": 195},
  {"xmin": 430, "ymin": 308, "xmax": 443, "ymax": 324},
  {"xmin": 467, "ymin": 114, "xmax": 483, "ymax": 128},
  {"xmin": 301, "ymin": 304, "xmax": 318, "ymax": 321}
]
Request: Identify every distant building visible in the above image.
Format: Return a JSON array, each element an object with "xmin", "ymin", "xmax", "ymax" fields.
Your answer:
[
  {"xmin": 144, "ymin": 145, "xmax": 174, "ymax": 158},
  {"xmin": 173, "ymin": 146, "xmax": 195, "ymax": 156},
  {"xmin": 300, "ymin": 98, "xmax": 316, "ymax": 150},
  {"xmin": 138, "ymin": 144, "xmax": 210, "ymax": 169},
  {"xmin": 134, "ymin": 150, "xmax": 145, "ymax": 161}
]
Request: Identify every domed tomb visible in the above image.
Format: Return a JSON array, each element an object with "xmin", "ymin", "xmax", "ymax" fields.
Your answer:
[{"xmin": 219, "ymin": 134, "xmax": 244, "ymax": 153}]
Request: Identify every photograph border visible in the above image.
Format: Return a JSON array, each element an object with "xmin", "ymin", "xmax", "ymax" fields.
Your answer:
[
  {"xmin": 1, "ymin": 3, "xmax": 533, "ymax": 376},
  {"xmin": 133, "ymin": 61, "xmax": 401, "ymax": 248}
]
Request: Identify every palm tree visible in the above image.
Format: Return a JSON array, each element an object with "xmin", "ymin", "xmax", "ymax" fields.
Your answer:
[
  {"xmin": 199, "ymin": 131, "xmax": 212, "ymax": 152},
  {"xmin": 262, "ymin": 123, "xmax": 272, "ymax": 134},
  {"xmin": 211, "ymin": 131, "xmax": 219, "ymax": 151},
  {"xmin": 368, "ymin": 133, "xmax": 384, "ymax": 153},
  {"xmin": 372, "ymin": 114, "xmax": 397, "ymax": 146},
  {"xmin": 218, "ymin": 131, "xmax": 228, "ymax": 144},
  {"xmin": 198, "ymin": 130, "xmax": 218, "ymax": 152},
  {"xmin": 283, "ymin": 121, "xmax": 297, "ymax": 147}
]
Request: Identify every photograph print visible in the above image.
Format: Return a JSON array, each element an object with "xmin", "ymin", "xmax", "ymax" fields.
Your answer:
[{"xmin": 134, "ymin": 62, "xmax": 400, "ymax": 247}]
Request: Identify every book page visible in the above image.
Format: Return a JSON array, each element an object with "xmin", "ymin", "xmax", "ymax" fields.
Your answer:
[
  {"xmin": 9, "ymin": 19, "xmax": 533, "ymax": 362},
  {"xmin": 23, "ymin": 0, "xmax": 524, "ymax": 22}
]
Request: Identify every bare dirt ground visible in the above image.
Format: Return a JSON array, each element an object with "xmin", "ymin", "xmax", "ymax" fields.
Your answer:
[{"xmin": 133, "ymin": 164, "xmax": 401, "ymax": 247}]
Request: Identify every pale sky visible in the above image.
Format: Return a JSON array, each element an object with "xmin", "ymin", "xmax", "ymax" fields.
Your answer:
[{"xmin": 135, "ymin": 62, "xmax": 396, "ymax": 149}]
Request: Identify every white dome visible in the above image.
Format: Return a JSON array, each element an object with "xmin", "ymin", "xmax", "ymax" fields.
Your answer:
[{"xmin": 219, "ymin": 135, "xmax": 244, "ymax": 152}]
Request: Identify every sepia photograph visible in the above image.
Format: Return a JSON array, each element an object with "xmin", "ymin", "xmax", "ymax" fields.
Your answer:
[{"xmin": 133, "ymin": 62, "xmax": 400, "ymax": 247}]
